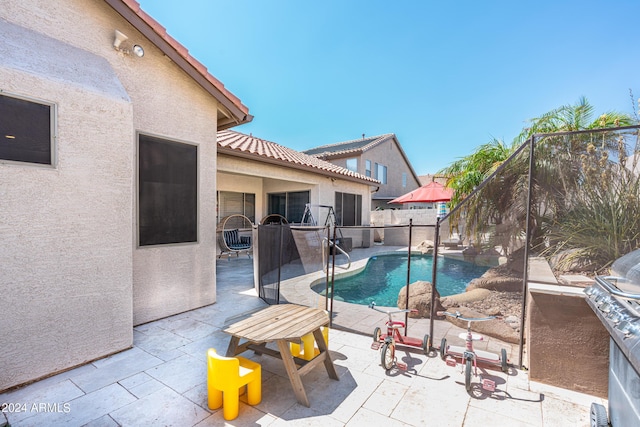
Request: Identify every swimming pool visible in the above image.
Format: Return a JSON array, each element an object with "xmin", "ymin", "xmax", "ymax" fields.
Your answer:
[{"xmin": 313, "ymin": 253, "xmax": 490, "ymax": 306}]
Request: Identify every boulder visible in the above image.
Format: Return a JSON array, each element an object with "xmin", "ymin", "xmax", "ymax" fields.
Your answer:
[
  {"xmin": 440, "ymin": 288, "xmax": 492, "ymax": 307},
  {"xmin": 466, "ymin": 262, "xmax": 523, "ymax": 292},
  {"xmin": 416, "ymin": 240, "xmax": 434, "ymax": 254},
  {"xmin": 397, "ymin": 280, "xmax": 445, "ymax": 318},
  {"xmin": 467, "ymin": 276, "xmax": 523, "ymax": 292}
]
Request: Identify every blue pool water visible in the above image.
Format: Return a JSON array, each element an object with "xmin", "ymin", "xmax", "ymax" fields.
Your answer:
[{"xmin": 314, "ymin": 253, "xmax": 490, "ymax": 306}]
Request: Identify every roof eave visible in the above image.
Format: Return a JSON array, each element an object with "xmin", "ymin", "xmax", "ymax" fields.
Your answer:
[
  {"xmin": 316, "ymin": 148, "xmax": 365, "ymax": 160},
  {"xmin": 104, "ymin": 0, "xmax": 251, "ymax": 130},
  {"xmin": 217, "ymin": 147, "xmax": 379, "ymax": 186}
]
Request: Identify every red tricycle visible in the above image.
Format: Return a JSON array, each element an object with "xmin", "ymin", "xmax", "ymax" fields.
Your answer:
[
  {"xmin": 369, "ymin": 302, "xmax": 430, "ymax": 370},
  {"xmin": 438, "ymin": 310, "xmax": 509, "ymax": 391}
]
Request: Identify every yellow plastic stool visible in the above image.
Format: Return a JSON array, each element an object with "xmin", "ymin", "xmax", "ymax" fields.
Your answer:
[
  {"xmin": 207, "ymin": 348, "xmax": 261, "ymax": 420},
  {"xmin": 290, "ymin": 326, "xmax": 329, "ymax": 361}
]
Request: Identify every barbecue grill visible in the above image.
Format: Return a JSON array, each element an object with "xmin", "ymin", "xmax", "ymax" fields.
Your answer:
[{"xmin": 583, "ymin": 248, "xmax": 640, "ymax": 427}]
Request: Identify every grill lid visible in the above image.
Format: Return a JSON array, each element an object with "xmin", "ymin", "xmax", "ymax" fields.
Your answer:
[{"xmin": 611, "ymin": 248, "xmax": 640, "ymax": 292}]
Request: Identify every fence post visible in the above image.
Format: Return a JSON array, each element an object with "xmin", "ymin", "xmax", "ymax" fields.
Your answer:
[
  {"xmin": 405, "ymin": 219, "xmax": 412, "ymax": 334},
  {"xmin": 324, "ymin": 225, "xmax": 330, "ymax": 312},
  {"xmin": 518, "ymin": 136, "xmax": 535, "ymax": 369},
  {"xmin": 329, "ymin": 225, "xmax": 337, "ymax": 328},
  {"xmin": 429, "ymin": 217, "xmax": 440, "ymax": 350}
]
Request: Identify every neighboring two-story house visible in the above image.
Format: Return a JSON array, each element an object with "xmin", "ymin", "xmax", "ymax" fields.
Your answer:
[{"xmin": 303, "ymin": 134, "xmax": 421, "ymax": 213}]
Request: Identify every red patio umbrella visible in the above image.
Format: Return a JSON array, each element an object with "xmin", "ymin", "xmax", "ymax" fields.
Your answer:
[{"xmin": 388, "ymin": 181, "xmax": 453, "ymax": 204}]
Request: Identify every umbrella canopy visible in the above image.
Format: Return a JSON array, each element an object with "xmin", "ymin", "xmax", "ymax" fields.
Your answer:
[{"xmin": 388, "ymin": 181, "xmax": 453, "ymax": 204}]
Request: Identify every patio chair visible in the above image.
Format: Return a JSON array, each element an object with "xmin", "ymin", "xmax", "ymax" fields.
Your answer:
[
  {"xmin": 259, "ymin": 213, "xmax": 289, "ymax": 225},
  {"xmin": 217, "ymin": 214, "xmax": 253, "ymax": 258},
  {"xmin": 207, "ymin": 348, "xmax": 261, "ymax": 421}
]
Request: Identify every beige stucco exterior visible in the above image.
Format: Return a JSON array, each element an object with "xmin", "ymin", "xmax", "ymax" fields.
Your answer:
[
  {"xmin": 526, "ymin": 286, "xmax": 609, "ymax": 398},
  {"xmin": 0, "ymin": 0, "xmax": 224, "ymax": 391}
]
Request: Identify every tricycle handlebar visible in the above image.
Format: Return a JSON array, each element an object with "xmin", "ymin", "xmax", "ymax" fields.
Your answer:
[
  {"xmin": 437, "ymin": 310, "xmax": 496, "ymax": 322},
  {"xmin": 369, "ymin": 301, "xmax": 416, "ymax": 314}
]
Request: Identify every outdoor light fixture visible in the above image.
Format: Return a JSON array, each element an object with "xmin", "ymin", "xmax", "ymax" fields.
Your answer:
[
  {"xmin": 113, "ymin": 30, "xmax": 144, "ymax": 57},
  {"xmin": 132, "ymin": 44, "xmax": 145, "ymax": 57},
  {"xmin": 113, "ymin": 30, "xmax": 128, "ymax": 49}
]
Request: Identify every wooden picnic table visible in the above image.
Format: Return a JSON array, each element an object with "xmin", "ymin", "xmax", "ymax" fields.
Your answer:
[{"xmin": 223, "ymin": 304, "xmax": 339, "ymax": 407}]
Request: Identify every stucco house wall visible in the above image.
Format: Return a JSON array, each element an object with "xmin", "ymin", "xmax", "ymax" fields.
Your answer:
[
  {"xmin": 0, "ymin": 0, "xmax": 226, "ymax": 390},
  {"xmin": 365, "ymin": 139, "xmax": 421, "ymax": 200}
]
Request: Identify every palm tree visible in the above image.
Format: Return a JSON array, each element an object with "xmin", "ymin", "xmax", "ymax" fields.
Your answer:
[
  {"xmin": 438, "ymin": 97, "xmax": 637, "ymax": 262},
  {"xmin": 516, "ymin": 96, "xmax": 635, "ymax": 144},
  {"xmin": 440, "ymin": 138, "xmax": 515, "ymax": 207}
]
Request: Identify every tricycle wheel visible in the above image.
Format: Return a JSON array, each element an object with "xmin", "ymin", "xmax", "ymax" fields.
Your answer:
[
  {"xmin": 589, "ymin": 402, "xmax": 608, "ymax": 427},
  {"xmin": 373, "ymin": 327, "xmax": 381, "ymax": 342},
  {"xmin": 381, "ymin": 342, "xmax": 395, "ymax": 370},
  {"xmin": 501, "ymin": 348, "xmax": 508, "ymax": 372},
  {"xmin": 465, "ymin": 358, "xmax": 472, "ymax": 391},
  {"xmin": 439, "ymin": 337, "xmax": 447, "ymax": 360},
  {"xmin": 422, "ymin": 334, "xmax": 430, "ymax": 354}
]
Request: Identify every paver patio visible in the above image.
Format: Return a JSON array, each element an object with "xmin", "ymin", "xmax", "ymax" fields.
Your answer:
[{"xmin": 1, "ymin": 254, "xmax": 604, "ymax": 426}]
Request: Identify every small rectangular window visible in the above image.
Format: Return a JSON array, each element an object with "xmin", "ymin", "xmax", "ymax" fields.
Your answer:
[
  {"xmin": 345, "ymin": 158, "xmax": 357, "ymax": 172},
  {"xmin": 335, "ymin": 192, "xmax": 362, "ymax": 226},
  {"xmin": 376, "ymin": 163, "xmax": 387, "ymax": 184},
  {"xmin": 365, "ymin": 160, "xmax": 371, "ymax": 177},
  {"xmin": 402, "ymin": 173, "xmax": 407, "ymax": 187},
  {"xmin": 138, "ymin": 134, "xmax": 198, "ymax": 246},
  {"xmin": 0, "ymin": 93, "xmax": 53, "ymax": 165}
]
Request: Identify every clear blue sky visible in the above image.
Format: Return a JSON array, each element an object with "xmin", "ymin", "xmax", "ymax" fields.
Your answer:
[{"xmin": 137, "ymin": 0, "xmax": 640, "ymax": 175}]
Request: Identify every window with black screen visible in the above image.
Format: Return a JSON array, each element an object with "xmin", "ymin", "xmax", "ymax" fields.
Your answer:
[
  {"xmin": 138, "ymin": 134, "xmax": 197, "ymax": 246},
  {"xmin": 0, "ymin": 94, "xmax": 52, "ymax": 165}
]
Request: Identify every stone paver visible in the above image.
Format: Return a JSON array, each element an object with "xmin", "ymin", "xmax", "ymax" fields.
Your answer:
[{"xmin": 110, "ymin": 387, "xmax": 210, "ymax": 427}]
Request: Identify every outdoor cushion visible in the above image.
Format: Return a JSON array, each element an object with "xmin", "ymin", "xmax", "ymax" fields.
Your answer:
[{"xmin": 224, "ymin": 229, "xmax": 251, "ymax": 250}]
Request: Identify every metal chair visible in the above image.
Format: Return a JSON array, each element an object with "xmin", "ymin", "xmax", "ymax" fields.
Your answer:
[{"xmin": 216, "ymin": 214, "xmax": 253, "ymax": 258}]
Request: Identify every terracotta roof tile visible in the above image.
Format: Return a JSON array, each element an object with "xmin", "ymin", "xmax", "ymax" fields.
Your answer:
[
  {"xmin": 121, "ymin": 0, "xmax": 140, "ymax": 12},
  {"xmin": 217, "ymin": 131, "xmax": 379, "ymax": 185},
  {"xmin": 164, "ymin": 33, "xmax": 188, "ymax": 58}
]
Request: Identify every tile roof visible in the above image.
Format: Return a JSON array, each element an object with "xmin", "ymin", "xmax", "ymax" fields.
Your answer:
[
  {"xmin": 104, "ymin": 0, "xmax": 251, "ymax": 129},
  {"xmin": 217, "ymin": 131, "xmax": 380, "ymax": 185},
  {"xmin": 302, "ymin": 133, "xmax": 396, "ymax": 158}
]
